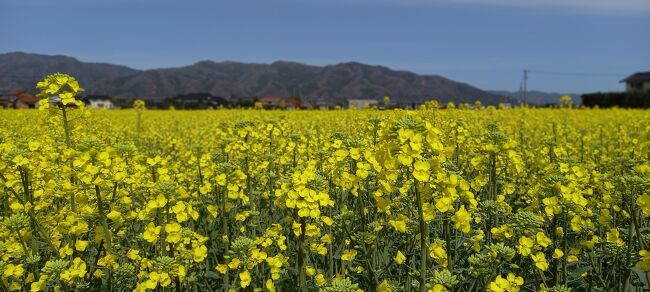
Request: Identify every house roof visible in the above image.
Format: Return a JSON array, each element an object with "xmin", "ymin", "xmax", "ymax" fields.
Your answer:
[
  {"xmin": 621, "ymin": 71, "xmax": 650, "ymax": 83},
  {"xmin": 17, "ymin": 94, "xmax": 40, "ymax": 104},
  {"xmin": 9, "ymin": 89, "xmax": 29, "ymax": 96}
]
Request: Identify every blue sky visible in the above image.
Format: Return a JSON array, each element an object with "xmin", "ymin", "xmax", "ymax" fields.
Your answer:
[{"xmin": 1, "ymin": 0, "xmax": 649, "ymax": 93}]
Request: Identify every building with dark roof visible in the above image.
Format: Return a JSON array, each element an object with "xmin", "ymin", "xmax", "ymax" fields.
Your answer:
[
  {"xmin": 621, "ymin": 71, "xmax": 650, "ymax": 93},
  {"xmin": 258, "ymin": 97, "xmax": 301, "ymax": 109},
  {"xmin": 166, "ymin": 93, "xmax": 228, "ymax": 109},
  {"xmin": 6, "ymin": 89, "xmax": 39, "ymax": 108}
]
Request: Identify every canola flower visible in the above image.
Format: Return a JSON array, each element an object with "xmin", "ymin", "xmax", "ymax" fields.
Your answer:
[{"xmin": 0, "ymin": 73, "xmax": 649, "ymax": 291}]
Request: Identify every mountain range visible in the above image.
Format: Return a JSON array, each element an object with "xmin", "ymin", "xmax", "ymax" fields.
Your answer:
[{"xmin": 0, "ymin": 52, "xmax": 536, "ymax": 105}]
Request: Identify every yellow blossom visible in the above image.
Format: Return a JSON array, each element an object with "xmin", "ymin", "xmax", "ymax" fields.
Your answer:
[
  {"xmin": 451, "ymin": 205, "xmax": 471, "ymax": 233},
  {"xmin": 395, "ymin": 250, "xmax": 406, "ymax": 264},
  {"xmin": 239, "ymin": 270, "xmax": 251, "ymax": 288},
  {"xmin": 531, "ymin": 252, "xmax": 549, "ymax": 271},
  {"xmin": 342, "ymin": 249, "xmax": 358, "ymax": 261}
]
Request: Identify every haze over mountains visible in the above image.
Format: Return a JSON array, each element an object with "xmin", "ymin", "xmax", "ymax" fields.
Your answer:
[{"xmin": 1, "ymin": 52, "xmax": 562, "ymax": 105}]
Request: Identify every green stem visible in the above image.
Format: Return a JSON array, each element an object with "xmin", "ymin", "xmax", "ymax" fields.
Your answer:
[
  {"xmin": 95, "ymin": 185, "xmax": 112, "ymax": 253},
  {"xmin": 443, "ymin": 217, "xmax": 452, "ymax": 269},
  {"xmin": 61, "ymin": 105, "xmax": 72, "ymax": 147},
  {"xmin": 297, "ymin": 217, "xmax": 307, "ymax": 292},
  {"xmin": 1, "ymin": 173, "xmax": 56, "ymax": 252},
  {"xmin": 623, "ymin": 218, "xmax": 633, "ymax": 292},
  {"xmin": 13, "ymin": 230, "xmax": 30, "ymax": 256},
  {"xmin": 414, "ymin": 181, "xmax": 428, "ymax": 292}
]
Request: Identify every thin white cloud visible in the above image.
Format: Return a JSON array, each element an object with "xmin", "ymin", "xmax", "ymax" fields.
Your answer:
[
  {"xmin": 333, "ymin": 0, "xmax": 650, "ymax": 13},
  {"xmin": 0, "ymin": 0, "xmax": 150, "ymax": 6},
  {"xmin": 4, "ymin": 0, "xmax": 649, "ymax": 12}
]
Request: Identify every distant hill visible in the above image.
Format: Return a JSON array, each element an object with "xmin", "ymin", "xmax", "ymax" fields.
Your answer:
[
  {"xmin": 0, "ymin": 52, "xmax": 138, "ymax": 94},
  {"xmin": 0, "ymin": 52, "xmax": 510, "ymax": 105},
  {"xmin": 489, "ymin": 90, "xmax": 582, "ymax": 105}
]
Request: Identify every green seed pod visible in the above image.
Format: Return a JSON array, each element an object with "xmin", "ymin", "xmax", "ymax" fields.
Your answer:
[
  {"xmin": 432, "ymin": 269, "xmax": 460, "ymax": 287},
  {"xmin": 154, "ymin": 256, "xmax": 177, "ymax": 272},
  {"xmin": 4, "ymin": 213, "xmax": 29, "ymax": 231},
  {"xmin": 321, "ymin": 277, "xmax": 359, "ymax": 292},
  {"xmin": 42, "ymin": 259, "xmax": 69, "ymax": 277}
]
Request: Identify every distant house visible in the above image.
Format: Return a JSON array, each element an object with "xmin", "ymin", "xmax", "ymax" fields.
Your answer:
[
  {"xmin": 348, "ymin": 99, "xmax": 378, "ymax": 109},
  {"xmin": 0, "ymin": 95, "xmax": 16, "ymax": 108},
  {"xmin": 81, "ymin": 95, "xmax": 115, "ymax": 109},
  {"xmin": 8, "ymin": 90, "xmax": 39, "ymax": 109},
  {"xmin": 166, "ymin": 93, "xmax": 229, "ymax": 109},
  {"xmin": 258, "ymin": 97, "xmax": 301, "ymax": 109},
  {"xmin": 621, "ymin": 72, "xmax": 650, "ymax": 93},
  {"xmin": 314, "ymin": 99, "xmax": 330, "ymax": 110},
  {"xmin": 300, "ymin": 99, "xmax": 330, "ymax": 110},
  {"xmin": 16, "ymin": 95, "xmax": 40, "ymax": 108}
]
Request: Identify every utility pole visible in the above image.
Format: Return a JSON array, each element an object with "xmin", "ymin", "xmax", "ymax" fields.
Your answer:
[
  {"xmin": 522, "ymin": 69, "xmax": 529, "ymax": 106},
  {"xmin": 518, "ymin": 81, "xmax": 524, "ymax": 105}
]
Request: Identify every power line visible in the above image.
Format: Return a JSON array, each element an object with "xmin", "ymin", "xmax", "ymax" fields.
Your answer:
[
  {"xmin": 528, "ymin": 70, "xmax": 627, "ymax": 77},
  {"xmin": 523, "ymin": 69, "xmax": 528, "ymax": 105},
  {"xmin": 517, "ymin": 68, "xmax": 629, "ymax": 106}
]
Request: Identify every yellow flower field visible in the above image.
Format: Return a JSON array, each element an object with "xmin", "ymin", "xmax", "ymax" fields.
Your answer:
[{"xmin": 1, "ymin": 74, "xmax": 649, "ymax": 291}]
